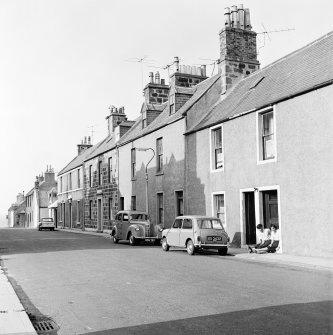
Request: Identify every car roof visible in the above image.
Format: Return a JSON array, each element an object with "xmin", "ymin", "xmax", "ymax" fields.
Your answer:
[
  {"xmin": 117, "ymin": 210, "xmax": 148, "ymax": 215},
  {"xmin": 175, "ymin": 215, "xmax": 219, "ymax": 220}
]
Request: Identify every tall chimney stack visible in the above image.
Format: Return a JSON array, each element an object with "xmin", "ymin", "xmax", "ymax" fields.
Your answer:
[{"xmin": 218, "ymin": 4, "xmax": 260, "ymax": 94}]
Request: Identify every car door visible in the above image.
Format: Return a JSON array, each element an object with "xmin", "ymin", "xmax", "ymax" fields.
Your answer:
[
  {"xmin": 115, "ymin": 213, "xmax": 122, "ymax": 238},
  {"xmin": 179, "ymin": 218, "xmax": 193, "ymax": 247},
  {"xmin": 122, "ymin": 213, "xmax": 130, "ymax": 239},
  {"xmin": 167, "ymin": 218, "xmax": 182, "ymax": 246}
]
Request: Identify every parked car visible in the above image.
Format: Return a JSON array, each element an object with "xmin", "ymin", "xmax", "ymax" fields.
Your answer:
[
  {"xmin": 161, "ymin": 215, "xmax": 229, "ymax": 255},
  {"xmin": 38, "ymin": 217, "xmax": 55, "ymax": 231},
  {"xmin": 111, "ymin": 210, "xmax": 163, "ymax": 245}
]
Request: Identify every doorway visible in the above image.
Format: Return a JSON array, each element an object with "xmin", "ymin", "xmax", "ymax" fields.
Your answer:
[
  {"xmin": 97, "ymin": 198, "xmax": 102, "ymax": 231},
  {"xmin": 262, "ymin": 190, "xmax": 279, "ymax": 228},
  {"xmin": 244, "ymin": 192, "xmax": 256, "ymax": 245}
]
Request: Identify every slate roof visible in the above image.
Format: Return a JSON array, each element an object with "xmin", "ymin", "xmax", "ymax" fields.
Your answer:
[
  {"xmin": 84, "ymin": 134, "xmax": 116, "ymax": 162},
  {"xmin": 118, "ymin": 73, "xmax": 221, "ymax": 146},
  {"xmin": 187, "ymin": 31, "xmax": 333, "ymax": 134},
  {"xmin": 58, "ymin": 143, "xmax": 103, "ymax": 175}
]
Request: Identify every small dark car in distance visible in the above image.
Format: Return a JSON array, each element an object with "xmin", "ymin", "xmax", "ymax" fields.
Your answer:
[
  {"xmin": 38, "ymin": 217, "xmax": 55, "ymax": 231},
  {"xmin": 161, "ymin": 215, "xmax": 229, "ymax": 255}
]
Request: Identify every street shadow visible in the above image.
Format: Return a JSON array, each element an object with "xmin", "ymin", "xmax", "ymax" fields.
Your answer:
[
  {"xmin": 81, "ymin": 300, "xmax": 332, "ymax": 335},
  {"xmin": 0, "ymin": 229, "xmax": 160, "ymax": 255}
]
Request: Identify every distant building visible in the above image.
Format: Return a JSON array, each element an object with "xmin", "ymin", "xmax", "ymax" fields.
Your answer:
[
  {"xmin": 7, "ymin": 193, "xmax": 26, "ymax": 228},
  {"xmin": 57, "ymin": 137, "xmax": 93, "ymax": 230},
  {"xmin": 25, "ymin": 167, "xmax": 57, "ymax": 228}
]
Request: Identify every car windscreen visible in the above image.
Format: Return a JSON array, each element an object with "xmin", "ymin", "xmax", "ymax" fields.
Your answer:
[
  {"xmin": 42, "ymin": 218, "xmax": 53, "ymax": 222},
  {"xmin": 198, "ymin": 219, "xmax": 223, "ymax": 230},
  {"xmin": 130, "ymin": 214, "xmax": 149, "ymax": 221}
]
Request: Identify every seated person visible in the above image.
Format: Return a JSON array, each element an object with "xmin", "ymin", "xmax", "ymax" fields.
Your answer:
[
  {"xmin": 255, "ymin": 224, "xmax": 280, "ymax": 253},
  {"xmin": 248, "ymin": 226, "xmax": 271, "ymax": 253}
]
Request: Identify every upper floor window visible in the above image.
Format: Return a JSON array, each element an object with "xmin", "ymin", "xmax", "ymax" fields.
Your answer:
[
  {"xmin": 142, "ymin": 110, "xmax": 147, "ymax": 128},
  {"xmin": 156, "ymin": 138, "xmax": 163, "ymax": 173},
  {"xmin": 211, "ymin": 126, "xmax": 223, "ymax": 170},
  {"xmin": 77, "ymin": 169, "xmax": 81, "ymax": 189},
  {"xmin": 169, "ymin": 94, "xmax": 175, "ymax": 115},
  {"xmin": 89, "ymin": 165, "xmax": 93, "ymax": 187},
  {"xmin": 131, "ymin": 196, "xmax": 136, "ymax": 211},
  {"xmin": 131, "ymin": 148, "xmax": 136, "ymax": 179},
  {"xmin": 98, "ymin": 161, "xmax": 102, "ymax": 185},
  {"xmin": 258, "ymin": 109, "xmax": 276, "ymax": 162},
  {"xmin": 69, "ymin": 172, "xmax": 72, "ymax": 190},
  {"xmin": 157, "ymin": 193, "xmax": 164, "ymax": 225},
  {"xmin": 108, "ymin": 157, "xmax": 112, "ymax": 183},
  {"xmin": 60, "ymin": 176, "xmax": 63, "ymax": 193}
]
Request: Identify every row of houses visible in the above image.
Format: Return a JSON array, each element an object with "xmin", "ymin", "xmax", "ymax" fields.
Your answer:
[{"xmin": 9, "ymin": 5, "xmax": 333, "ymax": 257}]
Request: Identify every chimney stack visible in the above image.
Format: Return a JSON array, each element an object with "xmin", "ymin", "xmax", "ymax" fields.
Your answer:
[
  {"xmin": 77, "ymin": 136, "xmax": 93, "ymax": 155},
  {"xmin": 218, "ymin": 4, "xmax": 260, "ymax": 94}
]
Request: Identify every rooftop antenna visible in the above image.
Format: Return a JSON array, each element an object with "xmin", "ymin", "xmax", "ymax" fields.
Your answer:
[
  {"xmin": 257, "ymin": 25, "xmax": 295, "ymax": 53},
  {"xmin": 87, "ymin": 125, "xmax": 97, "ymax": 144},
  {"xmin": 124, "ymin": 56, "xmax": 156, "ymax": 90}
]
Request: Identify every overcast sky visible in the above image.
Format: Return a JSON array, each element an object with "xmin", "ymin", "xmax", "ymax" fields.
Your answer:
[{"xmin": 1, "ymin": 0, "xmax": 332, "ymax": 225}]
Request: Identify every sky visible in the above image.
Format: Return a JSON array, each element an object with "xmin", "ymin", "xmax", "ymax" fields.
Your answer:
[{"xmin": 0, "ymin": 0, "xmax": 332, "ymax": 225}]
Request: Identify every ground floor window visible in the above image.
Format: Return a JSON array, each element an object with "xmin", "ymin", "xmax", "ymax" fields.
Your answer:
[
  {"xmin": 213, "ymin": 193, "xmax": 225, "ymax": 228},
  {"xmin": 131, "ymin": 196, "xmax": 136, "ymax": 211},
  {"xmin": 119, "ymin": 197, "xmax": 124, "ymax": 211},
  {"xmin": 157, "ymin": 193, "xmax": 164, "ymax": 225}
]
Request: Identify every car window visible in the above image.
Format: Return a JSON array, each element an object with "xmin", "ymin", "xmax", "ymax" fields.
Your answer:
[
  {"xmin": 131, "ymin": 214, "xmax": 148, "ymax": 220},
  {"xmin": 172, "ymin": 219, "xmax": 182, "ymax": 228},
  {"xmin": 198, "ymin": 219, "xmax": 223, "ymax": 230},
  {"xmin": 182, "ymin": 219, "xmax": 192, "ymax": 229},
  {"xmin": 123, "ymin": 214, "xmax": 129, "ymax": 222},
  {"xmin": 115, "ymin": 214, "xmax": 121, "ymax": 221}
]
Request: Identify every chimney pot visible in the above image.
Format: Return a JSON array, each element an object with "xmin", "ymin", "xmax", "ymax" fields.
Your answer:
[
  {"xmin": 155, "ymin": 72, "xmax": 160, "ymax": 84},
  {"xmin": 149, "ymin": 72, "xmax": 154, "ymax": 83},
  {"xmin": 174, "ymin": 56, "xmax": 180, "ymax": 72},
  {"xmin": 88, "ymin": 136, "xmax": 91, "ymax": 144},
  {"xmin": 224, "ymin": 7, "xmax": 231, "ymax": 27},
  {"xmin": 238, "ymin": 4, "xmax": 245, "ymax": 29},
  {"xmin": 231, "ymin": 5, "xmax": 238, "ymax": 27},
  {"xmin": 244, "ymin": 8, "xmax": 252, "ymax": 30},
  {"xmin": 201, "ymin": 65, "xmax": 207, "ymax": 77},
  {"xmin": 161, "ymin": 78, "xmax": 165, "ymax": 85},
  {"xmin": 84, "ymin": 136, "xmax": 87, "ymax": 144}
]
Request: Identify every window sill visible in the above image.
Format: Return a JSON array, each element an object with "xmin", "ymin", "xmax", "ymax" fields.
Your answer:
[
  {"xmin": 155, "ymin": 171, "xmax": 164, "ymax": 176},
  {"xmin": 131, "ymin": 177, "xmax": 137, "ymax": 181},
  {"xmin": 210, "ymin": 167, "xmax": 224, "ymax": 173},
  {"xmin": 257, "ymin": 157, "xmax": 277, "ymax": 165}
]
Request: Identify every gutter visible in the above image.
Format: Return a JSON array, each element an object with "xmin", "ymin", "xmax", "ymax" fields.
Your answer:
[{"xmin": 185, "ymin": 79, "xmax": 333, "ymax": 135}]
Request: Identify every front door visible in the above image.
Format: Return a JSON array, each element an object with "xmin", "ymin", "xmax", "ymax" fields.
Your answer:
[
  {"xmin": 244, "ymin": 192, "xmax": 256, "ymax": 244},
  {"xmin": 263, "ymin": 190, "xmax": 279, "ymax": 228},
  {"xmin": 97, "ymin": 199, "xmax": 102, "ymax": 231}
]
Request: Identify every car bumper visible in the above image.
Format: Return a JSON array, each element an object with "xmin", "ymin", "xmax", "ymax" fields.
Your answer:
[{"xmin": 194, "ymin": 243, "xmax": 228, "ymax": 249}]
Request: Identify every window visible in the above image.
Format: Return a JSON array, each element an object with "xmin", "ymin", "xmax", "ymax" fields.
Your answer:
[
  {"xmin": 98, "ymin": 161, "xmax": 102, "ymax": 185},
  {"xmin": 60, "ymin": 177, "xmax": 63, "ymax": 193},
  {"xmin": 89, "ymin": 165, "xmax": 93, "ymax": 187},
  {"xmin": 108, "ymin": 157, "xmax": 112, "ymax": 183},
  {"xmin": 157, "ymin": 193, "xmax": 164, "ymax": 225},
  {"xmin": 123, "ymin": 213, "xmax": 129, "ymax": 221},
  {"xmin": 142, "ymin": 110, "xmax": 147, "ymax": 128},
  {"xmin": 69, "ymin": 172, "xmax": 72, "ymax": 190},
  {"xmin": 259, "ymin": 110, "xmax": 275, "ymax": 161},
  {"xmin": 89, "ymin": 200, "xmax": 93, "ymax": 219},
  {"xmin": 213, "ymin": 194, "xmax": 226, "ymax": 228},
  {"xmin": 211, "ymin": 127, "xmax": 223, "ymax": 170},
  {"xmin": 131, "ymin": 148, "xmax": 136, "ymax": 179},
  {"xmin": 131, "ymin": 196, "xmax": 136, "ymax": 210},
  {"xmin": 172, "ymin": 218, "xmax": 182, "ymax": 228},
  {"xmin": 77, "ymin": 201, "xmax": 80, "ymax": 222},
  {"xmin": 182, "ymin": 219, "xmax": 192, "ymax": 229},
  {"xmin": 77, "ymin": 169, "xmax": 81, "ymax": 189},
  {"xmin": 156, "ymin": 138, "xmax": 163, "ymax": 173},
  {"xmin": 169, "ymin": 94, "xmax": 175, "ymax": 115},
  {"xmin": 120, "ymin": 197, "xmax": 124, "ymax": 211},
  {"xmin": 175, "ymin": 191, "xmax": 184, "ymax": 216},
  {"xmin": 109, "ymin": 198, "xmax": 113, "ymax": 219}
]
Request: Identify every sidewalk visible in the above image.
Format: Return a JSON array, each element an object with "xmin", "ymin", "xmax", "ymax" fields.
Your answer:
[
  {"xmin": 58, "ymin": 228, "xmax": 333, "ymax": 272},
  {"xmin": 0, "ymin": 265, "xmax": 37, "ymax": 335}
]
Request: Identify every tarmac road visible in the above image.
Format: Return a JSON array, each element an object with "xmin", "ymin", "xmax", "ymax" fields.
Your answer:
[{"xmin": 0, "ymin": 228, "xmax": 331, "ymax": 335}]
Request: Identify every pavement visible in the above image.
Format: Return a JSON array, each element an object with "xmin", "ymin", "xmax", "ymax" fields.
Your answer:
[
  {"xmin": 0, "ymin": 227, "xmax": 331, "ymax": 335},
  {"xmin": 0, "ymin": 264, "xmax": 37, "ymax": 335}
]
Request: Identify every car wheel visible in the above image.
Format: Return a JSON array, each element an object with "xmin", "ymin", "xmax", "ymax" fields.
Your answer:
[
  {"xmin": 186, "ymin": 240, "xmax": 195, "ymax": 255},
  {"xmin": 218, "ymin": 248, "xmax": 228, "ymax": 256},
  {"xmin": 162, "ymin": 238, "xmax": 169, "ymax": 251},
  {"xmin": 112, "ymin": 236, "xmax": 119, "ymax": 244},
  {"xmin": 129, "ymin": 234, "xmax": 136, "ymax": 246}
]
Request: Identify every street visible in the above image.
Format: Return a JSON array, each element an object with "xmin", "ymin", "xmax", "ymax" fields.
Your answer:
[{"xmin": 0, "ymin": 229, "xmax": 331, "ymax": 335}]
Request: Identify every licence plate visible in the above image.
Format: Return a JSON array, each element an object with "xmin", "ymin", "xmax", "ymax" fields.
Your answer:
[
  {"xmin": 145, "ymin": 238, "xmax": 153, "ymax": 242},
  {"xmin": 207, "ymin": 236, "xmax": 222, "ymax": 242}
]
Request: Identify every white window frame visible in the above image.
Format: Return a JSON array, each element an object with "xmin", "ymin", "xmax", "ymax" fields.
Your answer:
[
  {"xmin": 239, "ymin": 185, "xmax": 282, "ymax": 253},
  {"xmin": 211, "ymin": 191, "xmax": 226, "ymax": 229},
  {"xmin": 209, "ymin": 124, "xmax": 224, "ymax": 173},
  {"xmin": 256, "ymin": 106, "xmax": 277, "ymax": 165}
]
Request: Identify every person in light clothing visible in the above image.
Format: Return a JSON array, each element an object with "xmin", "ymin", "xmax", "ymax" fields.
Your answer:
[
  {"xmin": 248, "ymin": 225, "xmax": 271, "ymax": 253},
  {"xmin": 254, "ymin": 224, "xmax": 280, "ymax": 253}
]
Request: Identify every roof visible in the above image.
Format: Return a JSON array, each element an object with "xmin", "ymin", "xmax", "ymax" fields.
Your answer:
[
  {"xmin": 188, "ymin": 31, "xmax": 333, "ymax": 133},
  {"xmin": 58, "ymin": 143, "xmax": 103, "ymax": 175},
  {"xmin": 84, "ymin": 134, "xmax": 116, "ymax": 161},
  {"xmin": 118, "ymin": 74, "xmax": 221, "ymax": 146}
]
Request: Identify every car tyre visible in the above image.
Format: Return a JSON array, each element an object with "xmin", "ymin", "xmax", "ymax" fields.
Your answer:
[
  {"xmin": 218, "ymin": 248, "xmax": 228, "ymax": 256},
  {"xmin": 162, "ymin": 238, "xmax": 169, "ymax": 251},
  {"xmin": 112, "ymin": 236, "xmax": 119, "ymax": 244},
  {"xmin": 129, "ymin": 234, "xmax": 136, "ymax": 246},
  {"xmin": 186, "ymin": 240, "xmax": 195, "ymax": 255}
]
